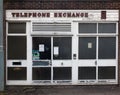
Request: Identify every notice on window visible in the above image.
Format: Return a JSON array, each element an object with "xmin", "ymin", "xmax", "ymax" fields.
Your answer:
[
  {"xmin": 32, "ymin": 50, "xmax": 39, "ymax": 60},
  {"xmin": 54, "ymin": 47, "xmax": 59, "ymax": 55},
  {"xmin": 39, "ymin": 44, "xmax": 45, "ymax": 52},
  {"xmin": 88, "ymin": 43, "xmax": 92, "ymax": 49}
]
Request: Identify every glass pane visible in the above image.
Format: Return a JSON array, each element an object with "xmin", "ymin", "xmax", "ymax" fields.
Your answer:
[
  {"xmin": 98, "ymin": 37, "xmax": 116, "ymax": 59},
  {"xmin": 78, "ymin": 67, "xmax": 96, "ymax": 79},
  {"xmin": 98, "ymin": 23, "xmax": 116, "ymax": 33},
  {"xmin": 8, "ymin": 22, "xmax": 26, "ymax": 33},
  {"xmin": 79, "ymin": 23, "xmax": 96, "ymax": 33},
  {"xmin": 53, "ymin": 67, "xmax": 71, "ymax": 80},
  {"xmin": 32, "ymin": 37, "xmax": 51, "ymax": 60},
  {"xmin": 98, "ymin": 67, "xmax": 116, "ymax": 79},
  {"xmin": 8, "ymin": 36, "xmax": 26, "ymax": 59},
  {"xmin": 79, "ymin": 37, "xmax": 96, "ymax": 59},
  {"xmin": 7, "ymin": 67, "xmax": 27, "ymax": 80},
  {"xmin": 53, "ymin": 37, "xmax": 72, "ymax": 59},
  {"xmin": 32, "ymin": 67, "xmax": 51, "ymax": 80}
]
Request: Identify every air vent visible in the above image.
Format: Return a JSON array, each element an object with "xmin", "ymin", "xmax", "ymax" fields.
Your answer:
[
  {"xmin": 53, "ymin": 80, "xmax": 71, "ymax": 83},
  {"xmin": 32, "ymin": 22, "xmax": 71, "ymax": 32},
  {"xmin": 33, "ymin": 80, "xmax": 51, "ymax": 83},
  {"xmin": 98, "ymin": 80, "xmax": 107, "ymax": 83},
  {"xmin": 79, "ymin": 80, "xmax": 95, "ymax": 83},
  {"xmin": 79, "ymin": 80, "xmax": 85, "ymax": 83}
]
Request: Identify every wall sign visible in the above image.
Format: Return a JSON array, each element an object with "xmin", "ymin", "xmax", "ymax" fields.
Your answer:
[
  {"xmin": 6, "ymin": 10, "xmax": 119, "ymax": 21},
  {"xmin": 11, "ymin": 12, "xmax": 88, "ymax": 18}
]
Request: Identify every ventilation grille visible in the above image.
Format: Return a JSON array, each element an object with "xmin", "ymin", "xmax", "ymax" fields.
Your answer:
[
  {"xmin": 33, "ymin": 80, "xmax": 51, "ymax": 83},
  {"xmin": 32, "ymin": 22, "xmax": 71, "ymax": 32},
  {"xmin": 53, "ymin": 80, "xmax": 72, "ymax": 83}
]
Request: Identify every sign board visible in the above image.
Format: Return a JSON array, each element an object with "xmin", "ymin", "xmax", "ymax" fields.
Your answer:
[{"xmin": 6, "ymin": 10, "xmax": 119, "ymax": 21}]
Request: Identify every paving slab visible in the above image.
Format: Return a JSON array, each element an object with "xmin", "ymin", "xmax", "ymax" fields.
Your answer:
[{"xmin": 0, "ymin": 86, "xmax": 120, "ymax": 95}]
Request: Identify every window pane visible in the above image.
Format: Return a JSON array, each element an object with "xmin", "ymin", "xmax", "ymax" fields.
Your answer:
[
  {"xmin": 53, "ymin": 37, "xmax": 72, "ymax": 59},
  {"xmin": 98, "ymin": 67, "xmax": 116, "ymax": 79},
  {"xmin": 98, "ymin": 23, "xmax": 116, "ymax": 33},
  {"xmin": 78, "ymin": 67, "xmax": 96, "ymax": 79},
  {"xmin": 7, "ymin": 67, "xmax": 27, "ymax": 80},
  {"xmin": 32, "ymin": 67, "xmax": 51, "ymax": 80},
  {"xmin": 8, "ymin": 36, "xmax": 26, "ymax": 59},
  {"xmin": 98, "ymin": 37, "xmax": 116, "ymax": 59},
  {"xmin": 32, "ymin": 37, "xmax": 51, "ymax": 60},
  {"xmin": 79, "ymin": 23, "xmax": 96, "ymax": 33},
  {"xmin": 8, "ymin": 22, "xmax": 26, "ymax": 33},
  {"xmin": 79, "ymin": 37, "xmax": 96, "ymax": 59},
  {"xmin": 53, "ymin": 67, "xmax": 71, "ymax": 80}
]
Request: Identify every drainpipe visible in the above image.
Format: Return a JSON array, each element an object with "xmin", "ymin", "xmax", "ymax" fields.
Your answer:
[{"xmin": 0, "ymin": 0, "xmax": 4, "ymax": 91}]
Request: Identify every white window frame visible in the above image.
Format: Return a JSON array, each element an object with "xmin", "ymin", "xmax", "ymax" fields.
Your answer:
[{"xmin": 77, "ymin": 22, "xmax": 118, "ymax": 84}]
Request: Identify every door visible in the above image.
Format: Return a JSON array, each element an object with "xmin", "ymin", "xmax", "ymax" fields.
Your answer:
[
  {"xmin": 78, "ymin": 37, "xmax": 97, "ymax": 82},
  {"xmin": 32, "ymin": 36, "xmax": 72, "ymax": 83},
  {"xmin": 52, "ymin": 37, "xmax": 72, "ymax": 83},
  {"xmin": 32, "ymin": 37, "xmax": 52, "ymax": 83}
]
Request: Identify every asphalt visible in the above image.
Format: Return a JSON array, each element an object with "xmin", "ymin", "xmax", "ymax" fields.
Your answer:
[{"xmin": 0, "ymin": 85, "xmax": 120, "ymax": 95}]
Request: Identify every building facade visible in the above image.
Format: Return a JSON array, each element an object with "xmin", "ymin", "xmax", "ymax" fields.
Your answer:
[{"xmin": 4, "ymin": 0, "xmax": 120, "ymax": 86}]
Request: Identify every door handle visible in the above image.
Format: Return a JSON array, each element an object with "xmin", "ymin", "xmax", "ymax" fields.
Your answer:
[{"xmin": 95, "ymin": 61, "xmax": 97, "ymax": 65}]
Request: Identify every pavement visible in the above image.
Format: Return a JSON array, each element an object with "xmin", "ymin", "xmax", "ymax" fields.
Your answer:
[{"xmin": 0, "ymin": 85, "xmax": 120, "ymax": 95}]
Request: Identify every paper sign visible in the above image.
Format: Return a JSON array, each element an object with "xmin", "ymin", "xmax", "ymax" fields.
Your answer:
[
  {"xmin": 88, "ymin": 43, "xmax": 92, "ymax": 48},
  {"xmin": 39, "ymin": 44, "xmax": 44, "ymax": 52},
  {"xmin": 54, "ymin": 47, "xmax": 59, "ymax": 55}
]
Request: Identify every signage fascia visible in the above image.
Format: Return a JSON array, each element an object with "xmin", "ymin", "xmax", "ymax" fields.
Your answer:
[{"xmin": 6, "ymin": 10, "xmax": 119, "ymax": 21}]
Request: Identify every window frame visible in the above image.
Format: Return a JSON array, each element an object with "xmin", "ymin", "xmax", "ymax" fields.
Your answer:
[
  {"xmin": 7, "ymin": 21, "xmax": 27, "ymax": 60},
  {"xmin": 78, "ymin": 22, "xmax": 118, "ymax": 83}
]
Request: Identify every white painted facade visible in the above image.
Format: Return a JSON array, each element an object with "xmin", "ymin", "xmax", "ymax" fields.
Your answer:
[{"xmin": 6, "ymin": 10, "xmax": 119, "ymax": 85}]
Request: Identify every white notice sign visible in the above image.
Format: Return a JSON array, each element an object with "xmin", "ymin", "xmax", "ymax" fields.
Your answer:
[
  {"xmin": 88, "ymin": 43, "xmax": 92, "ymax": 49},
  {"xmin": 54, "ymin": 47, "xmax": 59, "ymax": 55},
  {"xmin": 39, "ymin": 44, "xmax": 44, "ymax": 52}
]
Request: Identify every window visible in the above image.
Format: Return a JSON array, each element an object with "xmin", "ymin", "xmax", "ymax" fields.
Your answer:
[
  {"xmin": 98, "ymin": 23, "xmax": 116, "ymax": 33},
  {"xmin": 8, "ymin": 22, "xmax": 26, "ymax": 34},
  {"xmin": 7, "ymin": 67, "xmax": 27, "ymax": 80},
  {"xmin": 79, "ymin": 23, "xmax": 96, "ymax": 33},
  {"xmin": 7, "ymin": 22, "xmax": 26, "ymax": 60},
  {"xmin": 8, "ymin": 36, "xmax": 26, "ymax": 59},
  {"xmin": 32, "ymin": 67, "xmax": 51, "ymax": 80},
  {"xmin": 53, "ymin": 67, "xmax": 72, "ymax": 80},
  {"xmin": 78, "ymin": 23, "xmax": 117, "ymax": 59},
  {"xmin": 78, "ymin": 22, "xmax": 117, "ymax": 83},
  {"xmin": 98, "ymin": 37, "xmax": 116, "ymax": 59},
  {"xmin": 79, "ymin": 37, "xmax": 96, "ymax": 59},
  {"xmin": 32, "ymin": 37, "xmax": 51, "ymax": 60},
  {"xmin": 98, "ymin": 67, "xmax": 115, "ymax": 79},
  {"xmin": 53, "ymin": 37, "xmax": 72, "ymax": 59},
  {"xmin": 78, "ymin": 67, "xmax": 96, "ymax": 79}
]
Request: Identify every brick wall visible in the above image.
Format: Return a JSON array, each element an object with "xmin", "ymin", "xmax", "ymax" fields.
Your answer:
[
  {"xmin": 4, "ymin": 1, "xmax": 120, "ymax": 9},
  {"xmin": 4, "ymin": 0, "xmax": 120, "ymax": 85}
]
